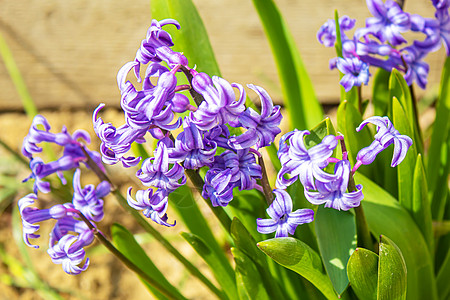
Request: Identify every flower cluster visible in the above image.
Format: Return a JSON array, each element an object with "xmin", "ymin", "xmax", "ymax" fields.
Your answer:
[
  {"xmin": 318, "ymin": 0, "xmax": 450, "ymax": 90},
  {"xmin": 257, "ymin": 116, "xmax": 412, "ymax": 237},
  {"xmin": 94, "ymin": 19, "xmax": 283, "ymax": 227},
  {"xmin": 19, "ymin": 115, "xmax": 110, "ymax": 275}
]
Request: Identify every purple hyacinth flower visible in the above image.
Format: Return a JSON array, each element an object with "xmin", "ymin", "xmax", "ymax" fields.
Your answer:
[
  {"xmin": 432, "ymin": 0, "xmax": 450, "ymax": 10},
  {"xmin": 317, "ymin": 16, "xmax": 356, "ymax": 47},
  {"xmin": 217, "ymin": 149, "xmax": 262, "ymax": 191},
  {"xmin": 336, "ymin": 57, "xmax": 370, "ymax": 92},
  {"xmin": 18, "ymin": 193, "xmax": 68, "ymax": 248},
  {"xmin": 47, "ymin": 230, "xmax": 93, "ymax": 275},
  {"xmin": 356, "ymin": 116, "xmax": 413, "ymax": 167},
  {"xmin": 93, "ymin": 104, "xmax": 147, "ymax": 168},
  {"xmin": 414, "ymin": 9, "xmax": 450, "ymax": 56},
  {"xmin": 47, "ymin": 216, "xmax": 96, "ymax": 275},
  {"xmin": 25, "ymin": 155, "xmax": 83, "ymax": 194},
  {"xmin": 190, "ymin": 73, "xmax": 246, "ymax": 130},
  {"xmin": 401, "ymin": 46, "xmax": 430, "ymax": 89},
  {"xmin": 117, "ymin": 62, "xmax": 182, "ymax": 133},
  {"xmin": 229, "ymin": 84, "xmax": 282, "ymax": 149},
  {"xmin": 127, "ymin": 188, "xmax": 175, "ymax": 227},
  {"xmin": 134, "ymin": 19, "xmax": 188, "ymax": 80},
  {"xmin": 304, "ymin": 160, "xmax": 364, "ymax": 211},
  {"xmin": 202, "ymin": 168, "xmax": 235, "ymax": 207},
  {"xmin": 169, "ymin": 117, "xmax": 217, "ymax": 169},
  {"xmin": 137, "ymin": 142, "xmax": 187, "ymax": 192},
  {"xmin": 257, "ymin": 189, "xmax": 314, "ymax": 238},
  {"xmin": 356, "ymin": 0, "xmax": 410, "ymax": 46},
  {"xmin": 22, "ymin": 115, "xmax": 73, "ymax": 159},
  {"xmin": 72, "ymin": 169, "xmax": 110, "ymax": 222},
  {"xmin": 276, "ymin": 130, "xmax": 339, "ymax": 190}
]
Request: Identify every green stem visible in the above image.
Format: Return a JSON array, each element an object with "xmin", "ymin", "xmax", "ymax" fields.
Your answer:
[
  {"xmin": 81, "ymin": 147, "xmax": 224, "ymax": 299},
  {"xmin": 75, "ymin": 212, "xmax": 187, "ymax": 300},
  {"xmin": 185, "ymin": 169, "xmax": 233, "ymax": 233},
  {"xmin": 339, "ymin": 139, "xmax": 375, "ymax": 251},
  {"xmin": 257, "ymin": 154, "xmax": 274, "ymax": 205},
  {"xmin": 0, "ymin": 139, "xmax": 28, "ymax": 165}
]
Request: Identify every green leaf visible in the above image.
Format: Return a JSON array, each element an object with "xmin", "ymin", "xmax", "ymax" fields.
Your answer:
[
  {"xmin": 257, "ymin": 237, "xmax": 339, "ymax": 299},
  {"xmin": 392, "ymin": 97, "xmax": 416, "ymax": 214},
  {"xmin": 111, "ymin": 223, "xmax": 183, "ymax": 299},
  {"xmin": 428, "ymin": 56, "xmax": 450, "ymax": 221},
  {"xmin": 251, "ymin": 0, "xmax": 323, "ymax": 130},
  {"xmin": 436, "ymin": 248, "xmax": 450, "ymax": 299},
  {"xmin": 232, "ymin": 248, "xmax": 270, "ymax": 300},
  {"xmin": 314, "ymin": 206, "xmax": 356, "ymax": 295},
  {"xmin": 377, "ymin": 235, "xmax": 407, "ymax": 300},
  {"xmin": 169, "ymin": 185, "xmax": 234, "ymax": 279},
  {"xmin": 181, "ymin": 232, "xmax": 234, "ymax": 300},
  {"xmin": 229, "ymin": 190, "xmax": 266, "ymax": 240},
  {"xmin": 412, "ymin": 154, "xmax": 433, "ymax": 253},
  {"xmin": 347, "ymin": 248, "xmax": 378, "ymax": 300},
  {"xmin": 151, "ymin": 0, "xmax": 220, "ymax": 76},
  {"xmin": 373, "ymin": 68, "xmax": 391, "ymax": 117},
  {"xmin": 389, "ymin": 69, "xmax": 423, "ymax": 155},
  {"xmin": 230, "ymin": 218, "xmax": 285, "ymax": 299},
  {"xmin": 304, "ymin": 118, "xmax": 336, "ymax": 149},
  {"xmin": 355, "ymin": 173, "xmax": 438, "ymax": 300}
]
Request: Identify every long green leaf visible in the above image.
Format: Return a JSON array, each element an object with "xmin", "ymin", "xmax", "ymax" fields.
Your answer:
[
  {"xmin": 111, "ymin": 223, "xmax": 184, "ymax": 299},
  {"xmin": 231, "ymin": 218, "xmax": 286, "ymax": 299},
  {"xmin": 169, "ymin": 185, "xmax": 233, "ymax": 275},
  {"xmin": 151, "ymin": 0, "xmax": 220, "ymax": 76},
  {"xmin": 314, "ymin": 206, "xmax": 356, "ymax": 295},
  {"xmin": 428, "ymin": 56, "xmax": 450, "ymax": 220},
  {"xmin": 181, "ymin": 232, "xmax": 234, "ymax": 300},
  {"xmin": 356, "ymin": 173, "xmax": 438, "ymax": 300},
  {"xmin": 372, "ymin": 68, "xmax": 391, "ymax": 117},
  {"xmin": 436, "ymin": 248, "xmax": 450, "ymax": 299},
  {"xmin": 251, "ymin": 0, "xmax": 323, "ymax": 130},
  {"xmin": 389, "ymin": 69, "xmax": 423, "ymax": 155},
  {"xmin": 377, "ymin": 235, "xmax": 407, "ymax": 300},
  {"xmin": 232, "ymin": 248, "xmax": 270, "ymax": 300},
  {"xmin": 412, "ymin": 154, "xmax": 433, "ymax": 253},
  {"xmin": 257, "ymin": 237, "xmax": 339, "ymax": 299},
  {"xmin": 392, "ymin": 97, "xmax": 416, "ymax": 214},
  {"xmin": 347, "ymin": 248, "xmax": 378, "ymax": 300}
]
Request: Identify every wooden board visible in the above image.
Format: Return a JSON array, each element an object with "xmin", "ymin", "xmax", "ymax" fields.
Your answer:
[{"xmin": 0, "ymin": 0, "xmax": 444, "ymax": 111}]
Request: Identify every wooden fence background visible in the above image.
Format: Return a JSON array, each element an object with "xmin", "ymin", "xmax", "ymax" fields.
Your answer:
[{"xmin": 0, "ymin": 0, "xmax": 445, "ymax": 112}]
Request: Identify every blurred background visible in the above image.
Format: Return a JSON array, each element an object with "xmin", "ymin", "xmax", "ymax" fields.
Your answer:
[{"xmin": 0, "ymin": 0, "xmax": 444, "ymax": 299}]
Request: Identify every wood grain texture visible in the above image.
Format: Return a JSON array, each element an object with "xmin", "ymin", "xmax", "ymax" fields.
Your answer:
[{"xmin": 0, "ymin": 0, "xmax": 444, "ymax": 111}]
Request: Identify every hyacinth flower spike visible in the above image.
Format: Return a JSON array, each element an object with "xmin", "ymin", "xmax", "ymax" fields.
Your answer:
[
  {"xmin": 356, "ymin": 116, "xmax": 413, "ymax": 169},
  {"xmin": 257, "ymin": 189, "xmax": 314, "ymax": 238},
  {"xmin": 276, "ymin": 130, "xmax": 338, "ymax": 190},
  {"xmin": 304, "ymin": 160, "xmax": 364, "ymax": 211}
]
